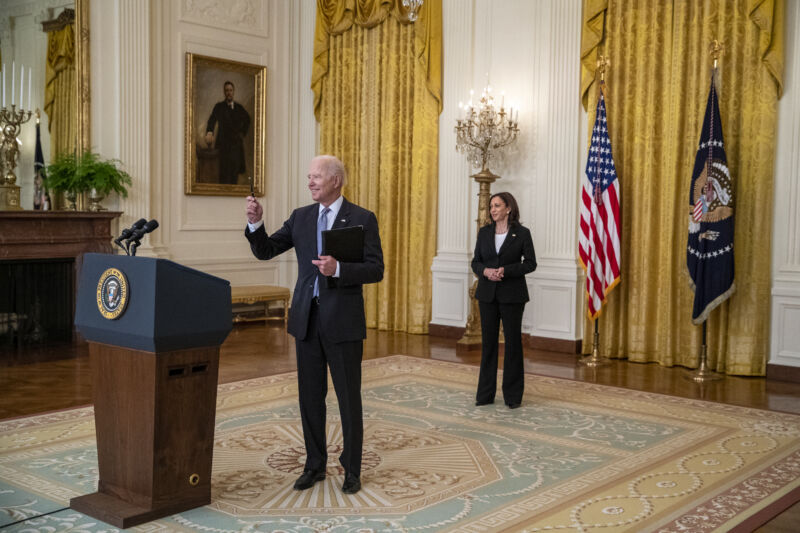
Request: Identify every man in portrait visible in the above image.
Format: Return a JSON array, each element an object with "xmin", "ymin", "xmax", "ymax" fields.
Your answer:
[{"xmin": 205, "ymin": 80, "xmax": 251, "ymax": 185}]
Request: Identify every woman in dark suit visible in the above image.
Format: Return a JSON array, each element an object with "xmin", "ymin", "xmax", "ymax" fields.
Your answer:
[{"xmin": 471, "ymin": 192, "xmax": 537, "ymax": 409}]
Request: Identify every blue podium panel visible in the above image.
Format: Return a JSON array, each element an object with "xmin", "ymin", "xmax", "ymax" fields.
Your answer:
[{"xmin": 75, "ymin": 253, "xmax": 232, "ymax": 352}]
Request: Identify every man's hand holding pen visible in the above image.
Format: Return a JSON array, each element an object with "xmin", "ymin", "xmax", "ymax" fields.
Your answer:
[
  {"xmin": 246, "ymin": 196, "xmax": 262, "ymax": 224},
  {"xmin": 246, "ymin": 176, "xmax": 261, "ymax": 223}
]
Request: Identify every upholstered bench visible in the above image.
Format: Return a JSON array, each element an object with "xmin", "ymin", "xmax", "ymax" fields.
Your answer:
[{"xmin": 230, "ymin": 285, "xmax": 290, "ymax": 324}]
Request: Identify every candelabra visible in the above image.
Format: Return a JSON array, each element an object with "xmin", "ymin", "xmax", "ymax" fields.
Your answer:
[
  {"xmin": 0, "ymin": 105, "xmax": 33, "ymax": 210},
  {"xmin": 454, "ymin": 86, "xmax": 520, "ymax": 346}
]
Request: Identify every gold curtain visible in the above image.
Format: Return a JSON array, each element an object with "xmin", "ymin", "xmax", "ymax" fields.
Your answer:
[
  {"xmin": 579, "ymin": 0, "xmax": 784, "ymax": 375},
  {"xmin": 312, "ymin": 0, "xmax": 442, "ymax": 333},
  {"xmin": 44, "ymin": 23, "xmax": 76, "ymax": 159}
]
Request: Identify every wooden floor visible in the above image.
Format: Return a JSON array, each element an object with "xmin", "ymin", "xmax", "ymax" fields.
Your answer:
[{"xmin": 2, "ymin": 323, "xmax": 799, "ymax": 531}]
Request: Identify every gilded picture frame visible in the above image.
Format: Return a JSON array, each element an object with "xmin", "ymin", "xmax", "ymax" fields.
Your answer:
[{"xmin": 184, "ymin": 53, "xmax": 266, "ymax": 196}]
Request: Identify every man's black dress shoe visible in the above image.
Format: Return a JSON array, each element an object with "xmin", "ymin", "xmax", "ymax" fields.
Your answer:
[
  {"xmin": 507, "ymin": 402, "xmax": 521, "ymax": 409},
  {"xmin": 475, "ymin": 399, "xmax": 494, "ymax": 406},
  {"xmin": 294, "ymin": 468, "xmax": 325, "ymax": 490},
  {"xmin": 342, "ymin": 472, "xmax": 361, "ymax": 494}
]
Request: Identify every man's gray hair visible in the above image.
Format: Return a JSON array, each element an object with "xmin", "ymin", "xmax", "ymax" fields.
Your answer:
[{"xmin": 315, "ymin": 155, "xmax": 348, "ymax": 188}]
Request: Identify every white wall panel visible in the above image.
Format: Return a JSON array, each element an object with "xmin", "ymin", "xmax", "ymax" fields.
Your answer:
[
  {"xmin": 770, "ymin": 0, "xmax": 800, "ymax": 368},
  {"xmin": 431, "ymin": 0, "xmax": 584, "ymax": 340}
]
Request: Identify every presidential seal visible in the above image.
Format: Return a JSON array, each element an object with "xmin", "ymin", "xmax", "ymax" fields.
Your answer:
[
  {"xmin": 688, "ymin": 158, "xmax": 733, "ymax": 235},
  {"xmin": 96, "ymin": 268, "xmax": 129, "ymax": 320}
]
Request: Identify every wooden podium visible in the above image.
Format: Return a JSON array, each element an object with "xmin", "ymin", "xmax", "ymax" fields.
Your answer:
[{"xmin": 71, "ymin": 253, "xmax": 232, "ymax": 528}]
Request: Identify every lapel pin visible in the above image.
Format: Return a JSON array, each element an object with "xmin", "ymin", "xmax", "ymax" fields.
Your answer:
[
  {"xmin": 512, "ymin": 234, "xmax": 516, "ymax": 237},
  {"xmin": 340, "ymin": 219, "xmax": 346, "ymax": 223}
]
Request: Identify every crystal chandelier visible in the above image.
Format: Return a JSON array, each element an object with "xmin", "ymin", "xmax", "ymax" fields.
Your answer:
[
  {"xmin": 402, "ymin": 0, "xmax": 423, "ymax": 22},
  {"xmin": 455, "ymin": 86, "xmax": 519, "ymax": 172}
]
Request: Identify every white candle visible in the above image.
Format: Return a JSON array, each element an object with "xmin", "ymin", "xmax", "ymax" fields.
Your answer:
[
  {"xmin": 28, "ymin": 68, "xmax": 31, "ymax": 110},
  {"xmin": 2, "ymin": 64, "xmax": 5, "ymax": 107},
  {"xmin": 20, "ymin": 65, "xmax": 24, "ymax": 109},
  {"xmin": 11, "ymin": 61, "xmax": 15, "ymax": 106}
]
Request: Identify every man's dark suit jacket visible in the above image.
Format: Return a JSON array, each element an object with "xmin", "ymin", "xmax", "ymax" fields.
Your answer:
[
  {"xmin": 471, "ymin": 222, "xmax": 537, "ymax": 303},
  {"xmin": 206, "ymin": 101, "xmax": 250, "ymax": 183},
  {"xmin": 245, "ymin": 198, "xmax": 383, "ymax": 342}
]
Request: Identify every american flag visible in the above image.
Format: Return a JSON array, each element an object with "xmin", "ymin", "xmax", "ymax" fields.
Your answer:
[{"xmin": 579, "ymin": 88, "xmax": 621, "ymax": 319}]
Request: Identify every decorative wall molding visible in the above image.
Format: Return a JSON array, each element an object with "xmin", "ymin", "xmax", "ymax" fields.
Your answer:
[
  {"xmin": 117, "ymin": 0, "xmax": 151, "ymax": 248},
  {"xmin": 540, "ymin": 0, "xmax": 581, "ymax": 262},
  {"xmin": 436, "ymin": 0, "xmax": 473, "ymax": 253},
  {"xmin": 180, "ymin": 0, "xmax": 265, "ymax": 37},
  {"xmin": 769, "ymin": 293, "xmax": 800, "ymax": 367},
  {"xmin": 3, "ymin": 0, "xmax": 71, "ymax": 21},
  {"xmin": 430, "ymin": 0, "xmax": 476, "ymax": 327},
  {"xmin": 431, "ymin": 252, "xmax": 472, "ymax": 327},
  {"xmin": 525, "ymin": 260, "xmax": 582, "ymax": 340}
]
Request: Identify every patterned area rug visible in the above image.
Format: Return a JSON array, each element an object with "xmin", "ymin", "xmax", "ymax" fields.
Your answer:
[{"xmin": 1, "ymin": 355, "xmax": 799, "ymax": 532}]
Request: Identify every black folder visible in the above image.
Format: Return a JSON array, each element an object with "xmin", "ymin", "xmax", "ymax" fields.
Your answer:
[{"xmin": 322, "ymin": 226, "xmax": 364, "ymax": 262}]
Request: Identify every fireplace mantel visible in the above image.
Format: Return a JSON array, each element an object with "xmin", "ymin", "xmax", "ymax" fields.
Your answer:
[{"xmin": 0, "ymin": 211, "xmax": 122, "ymax": 260}]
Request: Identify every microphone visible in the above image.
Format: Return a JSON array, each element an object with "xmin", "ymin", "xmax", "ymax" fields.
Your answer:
[
  {"xmin": 114, "ymin": 218, "xmax": 147, "ymax": 254},
  {"xmin": 127, "ymin": 219, "xmax": 159, "ymax": 256}
]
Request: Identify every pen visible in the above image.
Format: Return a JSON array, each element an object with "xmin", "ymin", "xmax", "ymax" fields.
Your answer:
[{"xmin": 248, "ymin": 176, "xmax": 254, "ymax": 197}]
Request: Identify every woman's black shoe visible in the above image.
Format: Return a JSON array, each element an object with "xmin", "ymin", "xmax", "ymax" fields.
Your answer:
[
  {"xmin": 475, "ymin": 399, "xmax": 494, "ymax": 406},
  {"xmin": 506, "ymin": 402, "xmax": 521, "ymax": 409}
]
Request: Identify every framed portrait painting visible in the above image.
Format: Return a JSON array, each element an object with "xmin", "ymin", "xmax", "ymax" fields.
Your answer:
[{"xmin": 184, "ymin": 53, "xmax": 266, "ymax": 196}]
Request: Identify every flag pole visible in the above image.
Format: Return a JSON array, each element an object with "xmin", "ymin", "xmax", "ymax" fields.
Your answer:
[
  {"xmin": 686, "ymin": 320, "xmax": 722, "ymax": 382},
  {"xmin": 579, "ymin": 317, "xmax": 611, "ymax": 367},
  {"xmin": 685, "ymin": 39, "xmax": 726, "ymax": 383},
  {"xmin": 579, "ymin": 54, "xmax": 613, "ymax": 368}
]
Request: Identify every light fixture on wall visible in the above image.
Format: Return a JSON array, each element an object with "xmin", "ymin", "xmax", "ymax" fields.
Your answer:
[
  {"xmin": 454, "ymin": 84, "xmax": 520, "ymax": 346},
  {"xmin": 402, "ymin": 0, "xmax": 423, "ymax": 22}
]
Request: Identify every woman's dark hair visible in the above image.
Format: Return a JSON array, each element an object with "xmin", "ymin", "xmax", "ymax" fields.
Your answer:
[{"xmin": 488, "ymin": 192, "xmax": 520, "ymax": 224}]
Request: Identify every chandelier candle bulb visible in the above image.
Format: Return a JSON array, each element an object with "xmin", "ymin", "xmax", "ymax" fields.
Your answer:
[
  {"xmin": 11, "ymin": 61, "xmax": 15, "ymax": 107},
  {"xmin": 27, "ymin": 69, "xmax": 31, "ymax": 111},
  {"xmin": 20, "ymin": 65, "xmax": 24, "ymax": 109}
]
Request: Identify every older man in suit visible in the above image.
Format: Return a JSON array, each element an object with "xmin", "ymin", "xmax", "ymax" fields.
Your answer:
[{"xmin": 245, "ymin": 155, "xmax": 383, "ymax": 495}]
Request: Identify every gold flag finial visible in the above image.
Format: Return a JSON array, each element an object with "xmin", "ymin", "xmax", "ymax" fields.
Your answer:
[
  {"xmin": 709, "ymin": 39, "xmax": 724, "ymax": 69},
  {"xmin": 596, "ymin": 55, "xmax": 610, "ymax": 83}
]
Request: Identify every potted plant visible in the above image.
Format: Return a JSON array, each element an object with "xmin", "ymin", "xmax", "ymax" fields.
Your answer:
[{"xmin": 43, "ymin": 151, "xmax": 133, "ymax": 211}]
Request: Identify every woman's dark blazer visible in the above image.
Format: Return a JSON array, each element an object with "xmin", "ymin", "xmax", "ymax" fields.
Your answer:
[{"xmin": 471, "ymin": 222, "xmax": 537, "ymax": 304}]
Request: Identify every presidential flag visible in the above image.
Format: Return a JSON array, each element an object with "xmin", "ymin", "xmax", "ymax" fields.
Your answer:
[
  {"xmin": 33, "ymin": 120, "xmax": 49, "ymax": 210},
  {"xmin": 579, "ymin": 85, "xmax": 621, "ymax": 319},
  {"xmin": 686, "ymin": 76, "xmax": 735, "ymax": 324}
]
